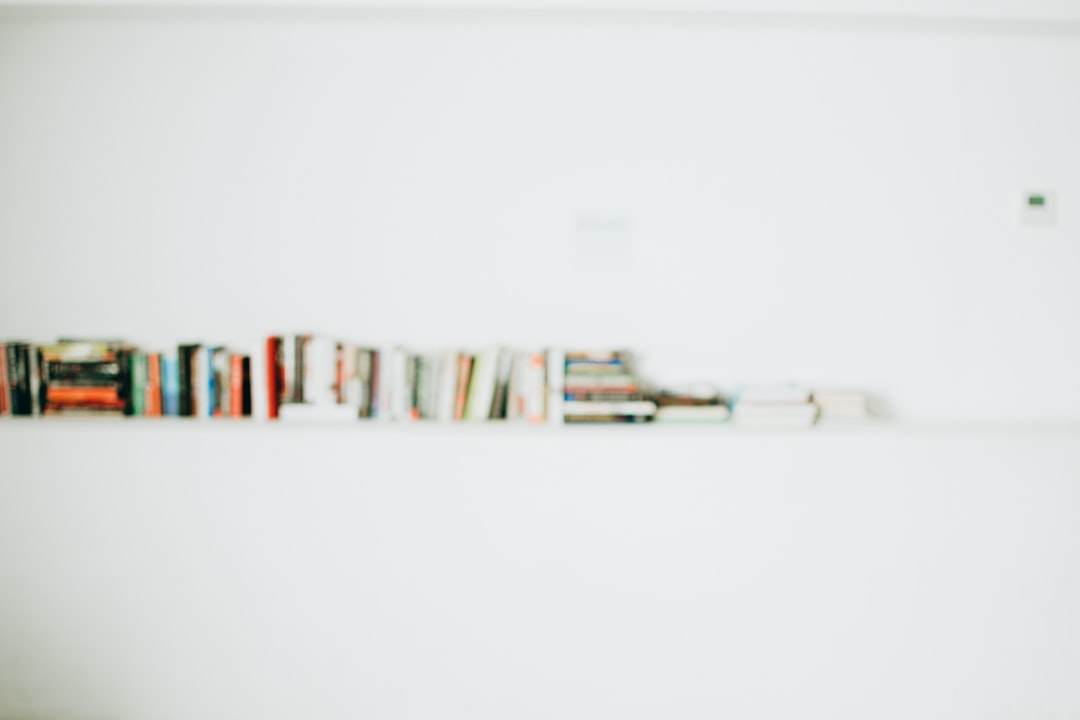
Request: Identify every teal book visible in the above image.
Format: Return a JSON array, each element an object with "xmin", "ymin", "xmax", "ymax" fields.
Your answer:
[{"xmin": 130, "ymin": 353, "xmax": 147, "ymax": 417}]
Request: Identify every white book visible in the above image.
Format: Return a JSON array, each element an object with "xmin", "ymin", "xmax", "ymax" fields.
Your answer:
[
  {"xmin": 524, "ymin": 353, "xmax": 547, "ymax": 423},
  {"xmin": 342, "ymin": 344, "xmax": 362, "ymax": 407},
  {"xmin": 466, "ymin": 347, "xmax": 499, "ymax": 422},
  {"xmin": 813, "ymin": 389, "xmax": 869, "ymax": 418},
  {"xmin": 251, "ymin": 340, "xmax": 267, "ymax": 421},
  {"xmin": 491, "ymin": 348, "xmax": 514, "ymax": 420},
  {"xmin": 737, "ymin": 385, "xmax": 811, "ymax": 404},
  {"xmin": 278, "ymin": 403, "xmax": 358, "ymax": 422},
  {"xmin": 435, "ymin": 349, "xmax": 458, "ymax": 422},
  {"xmin": 654, "ymin": 405, "xmax": 730, "ymax": 422},
  {"xmin": 389, "ymin": 347, "xmax": 409, "ymax": 422},
  {"xmin": 564, "ymin": 400, "xmax": 657, "ymax": 417},
  {"xmin": 546, "ymin": 347, "xmax": 565, "ymax": 425},
  {"xmin": 418, "ymin": 354, "xmax": 438, "ymax": 420},
  {"xmin": 506, "ymin": 352, "xmax": 524, "ymax": 422}
]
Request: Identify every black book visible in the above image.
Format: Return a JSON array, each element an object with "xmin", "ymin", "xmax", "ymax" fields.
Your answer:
[
  {"xmin": 177, "ymin": 344, "xmax": 199, "ymax": 417},
  {"xmin": 119, "ymin": 349, "xmax": 134, "ymax": 416},
  {"xmin": 241, "ymin": 356, "xmax": 252, "ymax": 416},
  {"xmin": 7, "ymin": 343, "xmax": 32, "ymax": 415},
  {"xmin": 35, "ymin": 347, "xmax": 48, "ymax": 414},
  {"xmin": 43, "ymin": 361, "xmax": 123, "ymax": 380},
  {"xmin": 294, "ymin": 335, "xmax": 306, "ymax": 403}
]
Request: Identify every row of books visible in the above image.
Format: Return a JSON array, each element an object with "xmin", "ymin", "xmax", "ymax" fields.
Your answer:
[
  {"xmin": 1, "ymin": 338, "xmax": 871, "ymax": 426},
  {"xmin": 267, "ymin": 338, "xmax": 551, "ymax": 422},
  {"xmin": 0, "ymin": 340, "xmax": 253, "ymax": 418}
]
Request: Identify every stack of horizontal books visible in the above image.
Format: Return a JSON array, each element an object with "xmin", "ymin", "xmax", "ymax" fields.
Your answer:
[
  {"xmin": 731, "ymin": 386, "xmax": 818, "ymax": 429},
  {"xmin": 562, "ymin": 350, "xmax": 656, "ymax": 423},
  {"xmin": 652, "ymin": 384, "xmax": 730, "ymax": 423},
  {"xmin": 37, "ymin": 341, "xmax": 131, "ymax": 415}
]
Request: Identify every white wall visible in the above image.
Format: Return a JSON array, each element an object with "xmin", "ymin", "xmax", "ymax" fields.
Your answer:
[
  {"xmin": 2, "ymin": 422, "xmax": 1080, "ymax": 720},
  {"xmin": 2, "ymin": 11, "xmax": 1080, "ymax": 720},
  {"xmin": 1, "ymin": 9, "xmax": 1079, "ymax": 420}
]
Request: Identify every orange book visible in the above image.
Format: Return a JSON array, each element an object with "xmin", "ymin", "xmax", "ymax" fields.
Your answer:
[
  {"xmin": 48, "ymin": 387, "xmax": 121, "ymax": 403},
  {"xmin": 146, "ymin": 353, "xmax": 162, "ymax": 416},
  {"xmin": 230, "ymin": 354, "xmax": 244, "ymax": 418},
  {"xmin": 266, "ymin": 337, "xmax": 280, "ymax": 419},
  {"xmin": 453, "ymin": 354, "xmax": 473, "ymax": 421}
]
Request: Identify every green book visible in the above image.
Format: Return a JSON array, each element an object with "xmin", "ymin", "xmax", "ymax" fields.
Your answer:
[{"xmin": 131, "ymin": 353, "xmax": 147, "ymax": 416}]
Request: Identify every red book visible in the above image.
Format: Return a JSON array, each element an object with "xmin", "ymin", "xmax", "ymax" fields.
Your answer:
[
  {"xmin": 146, "ymin": 353, "xmax": 162, "ymax": 416},
  {"xmin": 453, "ymin": 354, "xmax": 473, "ymax": 421},
  {"xmin": 266, "ymin": 337, "xmax": 280, "ymax": 419},
  {"xmin": 230, "ymin": 354, "xmax": 244, "ymax": 418},
  {"xmin": 0, "ymin": 343, "xmax": 8, "ymax": 415}
]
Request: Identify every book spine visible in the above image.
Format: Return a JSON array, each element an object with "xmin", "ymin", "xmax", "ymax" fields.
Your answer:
[
  {"xmin": 241, "ymin": 356, "xmax": 252, "ymax": 416},
  {"xmin": 279, "ymin": 335, "xmax": 293, "ymax": 408},
  {"xmin": 119, "ymin": 349, "xmax": 134, "ymax": 416},
  {"xmin": 335, "ymin": 342, "xmax": 345, "ymax": 404},
  {"xmin": 177, "ymin": 346, "xmax": 190, "ymax": 416},
  {"xmin": 9, "ymin": 344, "xmax": 31, "ymax": 415},
  {"xmin": 506, "ymin": 352, "xmax": 523, "ymax": 421},
  {"xmin": 524, "ymin": 352, "xmax": 545, "ymax": 423},
  {"xmin": 265, "ymin": 337, "xmax": 280, "ymax": 419},
  {"xmin": 357, "ymin": 349, "xmax": 372, "ymax": 417},
  {"xmin": 435, "ymin": 350, "xmax": 458, "ymax": 422},
  {"xmin": 389, "ymin": 347, "xmax": 408, "ymax": 422},
  {"xmin": 33, "ymin": 346, "xmax": 47, "ymax": 416},
  {"xmin": 294, "ymin": 335, "xmax": 306, "ymax": 403},
  {"xmin": 161, "ymin": 354, "xmax": 180, "ymax": 416},
  {"xmin": 29, "ymin": 346, "xmax": 41, "ymax": 416},
  {"xmin": 489, "ymin": 348, "xmax": 513, "ymax": 420},
  {"xmin": 453, "ymin": 354, "xmax": 473, "ymax": 421},
  {"xmin": 463, "ymin": 348, "xmax": 493, "ymax": 422},
  {"xmin": 369, "ymin": 349, "xmax": 381, "ymax": 419},
  {"xmin": 418, "ymin": 354, "xmax": 437, "ymax": 420},
  {"xmin": 546, "ymin": 347, "xmax": 564, "ymax": 425},
  {"xmin": 0, "ymin": 343, "xmax": 8, "ymax": 416},
  {"xmin": 413, "ymin": 355, "xmax": 423, "ymax": 419},
  {"xmin": 230, "ymin": 354, "xmax": 244, "ymax": 418},
  {"xmin": 131, "ymin": 353, "xmax": 146, "ymax": 416},
  {"xmin": 196, "ymin": 347, "xmax": 210, "ymax": 419},
  {"xmin": 214, "ymin": 348, "xmax": 228, "ymax": 418},
  {"xmin": 146, "ymin": 353, "xmax": 162, "ymax": 417}
]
